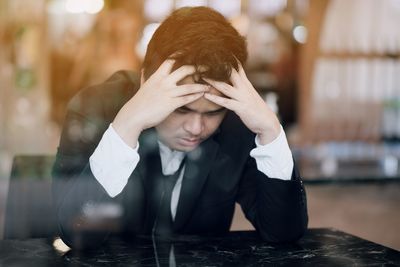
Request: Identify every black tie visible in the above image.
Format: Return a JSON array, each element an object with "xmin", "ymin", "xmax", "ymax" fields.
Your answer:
[{"xmin": 154, "ymin": 159, "xmax": 185, "ymax": 236}]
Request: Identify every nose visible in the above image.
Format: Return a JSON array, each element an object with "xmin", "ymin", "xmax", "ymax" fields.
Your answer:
[{"xmin": 183, "ymin": 113, "xmax": 204, "ymax": 136}]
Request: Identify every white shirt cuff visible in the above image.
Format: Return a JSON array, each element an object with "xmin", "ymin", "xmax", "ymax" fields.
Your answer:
[
  {"xmin": 250, "ymin": 125, "xmax": 294, "ymax": 181},
  {"xmin": 89, "ymin": 124, "xmax": 140, "ymax": 197}
]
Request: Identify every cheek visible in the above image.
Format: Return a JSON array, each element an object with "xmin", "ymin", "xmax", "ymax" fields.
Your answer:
[{"xmin": 203, "ymin": 116, "xmax": 225, "ymax": 135}]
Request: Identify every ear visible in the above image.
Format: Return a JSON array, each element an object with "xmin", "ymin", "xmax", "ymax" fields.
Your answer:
[{"xmin": 140, "ymin": 69, "xmax": 145, "ymax": 86}]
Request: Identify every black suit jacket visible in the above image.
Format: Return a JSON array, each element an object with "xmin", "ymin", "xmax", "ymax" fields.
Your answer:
[{"xmin": 52, "ymin": 71, "xmax": 308, "ymax": 249}]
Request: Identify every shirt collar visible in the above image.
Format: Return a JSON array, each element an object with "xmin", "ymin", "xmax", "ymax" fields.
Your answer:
[{"xmin": 158, "ymin": 141, "xmax": 186, "ymax": 175}]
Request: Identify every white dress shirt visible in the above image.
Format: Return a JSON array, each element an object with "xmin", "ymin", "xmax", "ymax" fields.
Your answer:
[{"xmin": 89, "ymin": 123, "xmax": 294, "ymax": 220}]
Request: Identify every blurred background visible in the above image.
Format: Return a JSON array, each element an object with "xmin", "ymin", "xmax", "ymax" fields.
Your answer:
[{"xmin": 0, "ymin": 0, "xmax": 399, "ymax": 250}]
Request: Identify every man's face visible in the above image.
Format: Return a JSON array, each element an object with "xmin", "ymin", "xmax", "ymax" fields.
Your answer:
[{"xmin": 155, "ymin": 76, "xmax": 227, "ymax": 152}]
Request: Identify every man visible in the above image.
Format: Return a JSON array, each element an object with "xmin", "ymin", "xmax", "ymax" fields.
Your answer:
[{"xmin": 53, "ymin": 6, "xmax": 307, "ymax": 249}]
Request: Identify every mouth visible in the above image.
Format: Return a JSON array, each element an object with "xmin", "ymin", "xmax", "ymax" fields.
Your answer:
[{"xmin": 179, "ymin": 137, "xmax": 201, "ymax": 147}]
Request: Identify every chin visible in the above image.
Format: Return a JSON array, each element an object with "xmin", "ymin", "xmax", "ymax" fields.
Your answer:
[
  {"xmin": 173, "ymin": 144, "xmax": 199, "ymax": 152},
  {"xmin": 169, "ymin": 141, "xmax": 201, "ymax": 152}
]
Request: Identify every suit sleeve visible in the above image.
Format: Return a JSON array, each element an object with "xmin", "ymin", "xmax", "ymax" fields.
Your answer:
[
  {"xmin": 236, "ymin": 156, "xmax": 308, "ymax": 243},
  {"xmin": 51, "ymin": 77, "xmax": 145, "ymax": 249},
  {"xmin": 52, "ymin": 105, "xmax": 121, "ymax": 249}
]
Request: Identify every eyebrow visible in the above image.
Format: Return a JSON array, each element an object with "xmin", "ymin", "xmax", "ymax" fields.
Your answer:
[{"xmin": 178, "ymin": 106, "xmax": 226, "ymax": 114}]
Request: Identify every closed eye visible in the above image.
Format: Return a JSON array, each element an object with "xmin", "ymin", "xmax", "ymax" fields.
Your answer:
[
  {"xmin": 175, "ymin": 107, "xmax": 191, "ymax": 114},
  {"xmin": 174, "ymin": 107, "xmax": 226, "ymax": 115},
  {"xmin": 205, "ymin": 108, "xmax": 226, "ymax": 116}
]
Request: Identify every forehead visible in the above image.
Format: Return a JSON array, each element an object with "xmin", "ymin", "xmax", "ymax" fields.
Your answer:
[{"xmin": 179, "ymin": 75, "xmax": 225, "ymax": 113}]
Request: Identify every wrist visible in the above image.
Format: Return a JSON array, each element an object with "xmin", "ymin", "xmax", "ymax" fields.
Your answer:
[
  {"xmin": 257, "ymin": 119, "xmax": 281, "ymax": 145},
  {"xmin": 112, "ymin": 117, "xmax": 143, "ymax": 148}
]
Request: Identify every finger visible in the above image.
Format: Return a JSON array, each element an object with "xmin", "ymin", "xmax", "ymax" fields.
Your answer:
[
  {"xmin": 167, "ymin": 65, "xmax": 197, "ymax": 83},
  {"xmin": 229, "ymin": 67, "xmax": 242, "ymax": 88},
  {"xmin": 192, "ymin": 65, "xmax": 209, "ymax": 82},
  {"xmin": 234, "ymin": 58, "xmax": 246, "ymax": 76},
  {"xmin": 202, "ymin": 78, "xmax": 237, "ymax": 99},
  {"xmin": 232, "ymin": 63, "xmax": 253, "ymax": 89},
  {"xmin": 204, "ymin": 93, "xmax": 239, "ymax": 111},
  {"xmin": 170, "ymin": 84, "xmax": 209, "ymax": 97},
  {"xmin": 238, "ymin": 63, "xmax": 246, "ymax": 76},
  {"xmin": 175, "ymin": 92, "xmax": 205, "ymax": 107},
  {"xmin": 153, "ymin": 59, "xmax": 175, "ymax": 77}
]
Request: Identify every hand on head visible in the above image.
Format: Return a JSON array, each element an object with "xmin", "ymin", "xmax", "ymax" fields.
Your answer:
[
  {"xmin": 204, "ymin": 63, "xmax": 281, "ymax": 145},
  {"xmin": 112, "ymin": 59, "xmax": 209, "ymax": 148}
]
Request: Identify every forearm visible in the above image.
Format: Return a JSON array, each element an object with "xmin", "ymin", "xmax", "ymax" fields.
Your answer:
[
  {"xmin": 250, "ymin": 173, "xmax": 308, "ymax": 242},
  {"xmin": 52, "ymin": 121, "xmax": 141, "ymax": 249},
  {"xmin": 238, "ymin": 159, "xmax": 307, "ymax": 243},
  {"xmin": 52, "ymin": 159, "xmax": 118, "ymax": 249}
]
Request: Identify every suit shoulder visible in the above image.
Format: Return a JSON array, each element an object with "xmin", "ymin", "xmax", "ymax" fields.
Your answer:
[{"xmin": 67, "ymin": 70, "xmax": 140, "ymax": 119}]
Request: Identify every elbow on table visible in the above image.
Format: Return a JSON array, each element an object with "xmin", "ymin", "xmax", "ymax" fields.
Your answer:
[
  {"xmin": 257, "ymin": 216, "xmax": 308, "ymax": 243},
  {"xmin": 56, "ymin": 216, "xmax": 110, "ymax": 250}
]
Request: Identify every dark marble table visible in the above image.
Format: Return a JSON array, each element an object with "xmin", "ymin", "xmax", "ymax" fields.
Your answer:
[{"xmin": 0, "ymin": 228, "xmax": 399, "ymax": 266}]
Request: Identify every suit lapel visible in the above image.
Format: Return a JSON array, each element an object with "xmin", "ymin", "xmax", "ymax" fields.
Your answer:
[{"xmin": 173, "ymin": 137, "xmax": 219, "ymax": 231}]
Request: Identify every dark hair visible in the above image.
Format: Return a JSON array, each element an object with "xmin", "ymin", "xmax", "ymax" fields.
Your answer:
[{"xmin": 142, "ymin": 6, "xmax": 247, "ymax": 82}]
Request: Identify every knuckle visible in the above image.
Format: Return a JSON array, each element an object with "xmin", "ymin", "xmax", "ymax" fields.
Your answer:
[{"xmin": 223, "ymin": 84, "xmax": 231, "ymax": 91}]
